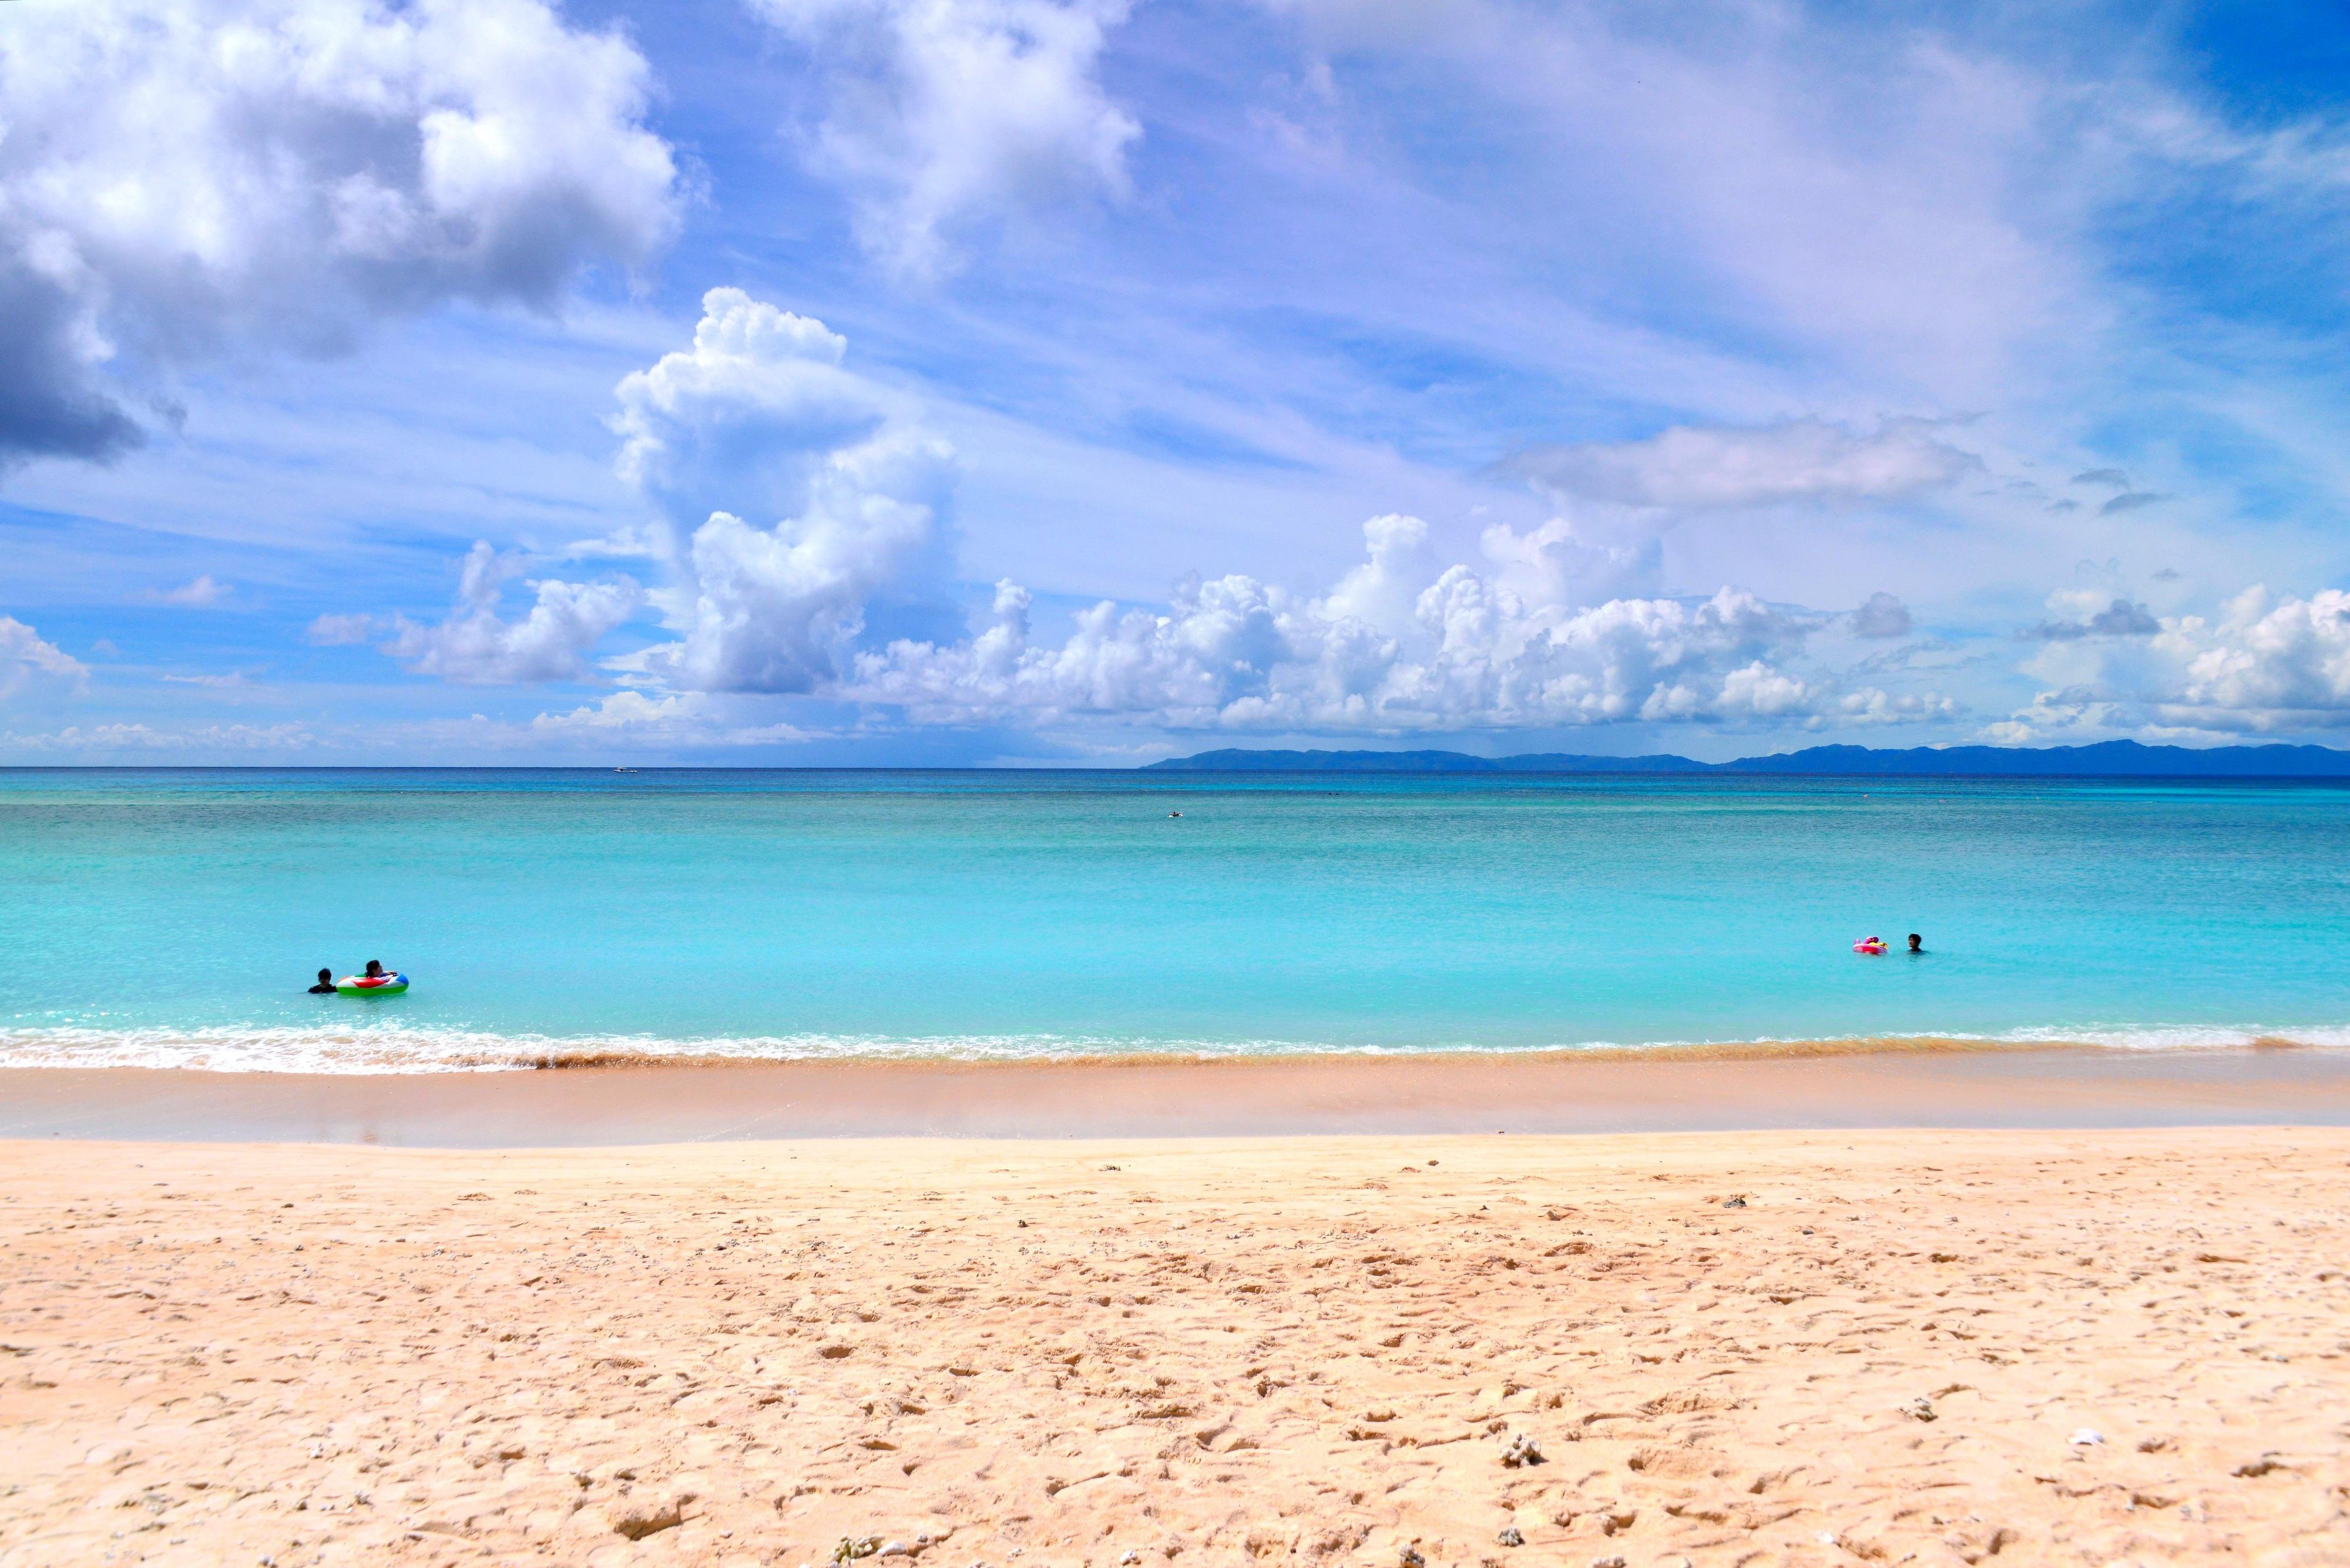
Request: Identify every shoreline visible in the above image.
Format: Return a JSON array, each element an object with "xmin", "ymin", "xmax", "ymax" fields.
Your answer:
[{"xmin": 7, "ymin": 1042, "xmax": 2350, "ymax": 1144}]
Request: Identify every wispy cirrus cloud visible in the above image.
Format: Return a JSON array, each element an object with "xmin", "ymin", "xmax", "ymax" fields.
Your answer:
[
  {"xmin": 1508, "ymin": 419, "xmax": 1980, "ymax": 512},
  {"xmin": 746, "ymin": 0, "xmax": 1140, "ymax": 278}
]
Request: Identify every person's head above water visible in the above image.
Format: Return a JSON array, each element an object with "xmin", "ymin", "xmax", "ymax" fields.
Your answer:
[
  {"xmin": 1908, "ymin": 933, "xmax": 1923, "ymax": 952},
  {"xmin": 317, "ymin": 968, "xmax": 331, "ymax": 983},
  {"xmin": 364, "ymin": 959, "xmax": 384, "ymax": 977}
]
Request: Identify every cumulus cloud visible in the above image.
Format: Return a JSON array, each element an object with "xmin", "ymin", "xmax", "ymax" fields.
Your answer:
[
  {"xmin": 563, "ymin": 294, "xmax": 1956, "ymax": 735},
  {"xmin": 1836, "ymin": 688, "xmax": 1960, "ymax": 726},
  {"xmin": 612, "ymin": 287, "xmax": 884, "ymax": 548},
  {"xmin": 1999, "ymin": 586, "xmax": 2350, "ymax": 738},
  {"xmin": 1509, "ymin": 418, "xmax": 1979, "ymax": 512},
  {"xmin": 662, "ymin": 437, "xmax": 954, "ymax": 692},
  {"xmin": 0, "ymin": 0, "xmax": 680, "ymax": 465},
  {"xmin": 385, "ymin": 542, "xmax": 640, "ymax": 684},
  {"xmin": 845, "ymin": 518, "xmax": 1936, "ymax": 733},
  {"xmin": 532, "ymin": 690, "xmax": 706, "ymax": 733},
  {"xmin": 2156, "ymin": 587, "xmax": 2350, "ymax": 731},
  {"xmin": 746, "ymin": 0, "xmax": 1140, "ymax": 277},
  {"xmin": 1850, "ymin": 591, "xmax": 1913, "ymax": 639},
  {"xmin": 0, "ymin": 617, "xmax": 89, "ymax": 699},
  {"xmin": 614, "ymin": 288, "xmax": 959, "ymax": 694}
]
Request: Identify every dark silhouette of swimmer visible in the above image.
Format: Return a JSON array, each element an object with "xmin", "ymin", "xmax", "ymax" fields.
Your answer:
[
  {"xmin": 307, "ymin": 968, "xmax": 336, "ymax": 994},
  {"xmin": 1907, "ymin": 934, "xmax": 1923, "ymax": 953},
  {"xmin": 364, "ymin": 959, "xmax": 387, "ymax": 978}
]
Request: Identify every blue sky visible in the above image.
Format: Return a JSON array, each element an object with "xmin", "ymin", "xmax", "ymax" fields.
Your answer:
[{"xmin": 4, "ymin": 0, "xmax": 2349, "ymax": 763}]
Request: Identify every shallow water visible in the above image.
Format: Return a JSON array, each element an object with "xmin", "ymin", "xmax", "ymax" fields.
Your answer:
[{"xmin": 4, "ymin": 768, "xmax": 2349, "ymax": 1070}]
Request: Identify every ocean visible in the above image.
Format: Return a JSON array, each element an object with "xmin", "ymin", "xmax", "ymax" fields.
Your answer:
[{"xmin": 4, "ymin": 767, "xmax": 2348, "ymax": 1072}]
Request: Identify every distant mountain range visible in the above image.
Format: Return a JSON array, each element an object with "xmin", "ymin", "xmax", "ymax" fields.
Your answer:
[{"xmin": 1144, "ymin": 740, "xmax": 2350, "ymax": 777}]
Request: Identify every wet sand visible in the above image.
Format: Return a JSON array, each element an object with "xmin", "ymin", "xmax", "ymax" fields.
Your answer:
[
  {"xmin": 2, "ymin": 1127, "xmax": 2346, "ymax": 1567},
  {"xmin": 7, "ymin": 1044, "xmax": 2350, "ymax": 1145}
]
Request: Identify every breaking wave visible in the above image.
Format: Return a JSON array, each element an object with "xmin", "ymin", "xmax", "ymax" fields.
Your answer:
[{"xmin": 4, "ymin": 1022, "xmax": 2349, "ymax": 1074}]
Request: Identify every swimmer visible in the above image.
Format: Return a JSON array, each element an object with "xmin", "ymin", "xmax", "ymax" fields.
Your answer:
[
  {"xmin": 306, "ymin": 967, "xmax": 336, "ymax": 995},
  {"xmin": 363, "ymin": 959, "xmax": 388, "ymax": 979},
  {"xmin": 1169, "ymin": 810, "xmax": 1182, "ymax": 818},
  {"xmin": 1908, "ymin": 933, "xmax": 1923, "ymax": 953}
]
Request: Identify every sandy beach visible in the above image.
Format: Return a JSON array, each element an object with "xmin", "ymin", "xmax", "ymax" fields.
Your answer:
[
  {"xmin": 4, "ymin": 1124, "xmax": 2346, "ymax": 1567},
  {"xmin": 9, "ymin": 1044, "xmax": 2350, "ymax": 1144}
]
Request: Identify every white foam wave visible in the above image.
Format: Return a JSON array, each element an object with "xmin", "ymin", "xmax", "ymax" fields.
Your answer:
[{"xmin": 2, "ymin": 1020, "xmax": 2348, "ymax": 1073}]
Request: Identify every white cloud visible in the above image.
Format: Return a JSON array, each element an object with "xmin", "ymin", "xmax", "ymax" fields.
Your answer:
[
  {"xmin": 1, "ymin": 721, "xmax": 312, "ymax": 752},
  {"xmin": 848, "ymin": 516, "xmax": 1933, "ymax": 733},
  {"xmin": 662, "ymin": 434, "xmax": 954, "ymax": 693},
  {"xmin": 529, "ymin": 689, "xmax": 814, "ymax": 746},
  {"xmin": 385, "ymin": 541, "xmax": 640, "ymax": 684},
  {"xmin": 2158, "ymin": 587, "xmax": 2350, "ymax": 731},
  {"xmin": 1837, "ymin": 687, "xmax": 1960, "ymax": 726},
  {"xmin": 532, "ymin": 690, "xmax": 705, "ymax": 733},
  {"xmin": 1998, "ymin": 586, "xmax": 2350, "ymax": 738},
  {"xmin": 746, "ymin": 0, "xmax": 1140, "ymax": 277},
  {"xmin": 612, "ymin": 287, "xmax": 883, "ymax": 549},
  {"xmin": 306, "ymin": 613, "xmax": 378, "ymax": 647},
  {"xmin": 154, "ymin": 574, "xmax": 230, "ymax": 607},
  {"xmin": 1512, "ymin": 418, "xmax": 1979, "ymax": 511},
  {"xmin": 612, "ymin": 288, "xmax": 960, "ymax": 694},
  {"xmin": 0, "ymin": 0, "xmax": 680, "ymax": 464},
  {"xmin": 578, "ymin": 293, "xmax": 1959, "ymax": 735},
  {"xmin": 0, "ymin": 617, "xmax": 89, "ymax": 700},
  {"xmin": 2114, "ymin": 90, "xmax": 2350, "ymax": 202}
]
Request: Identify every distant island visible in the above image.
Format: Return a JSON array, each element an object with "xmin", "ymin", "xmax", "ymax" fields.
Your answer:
[{"xmin": 1144, "ymin": 739, "xmax": 2350, "ymax": 777}]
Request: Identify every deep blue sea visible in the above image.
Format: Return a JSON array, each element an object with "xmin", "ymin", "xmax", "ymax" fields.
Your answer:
[{"xmin": 4, "ymin": 768, "xmax": 2348, "ymax": 1071}]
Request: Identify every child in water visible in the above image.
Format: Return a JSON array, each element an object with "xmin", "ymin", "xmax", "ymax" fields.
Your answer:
[
  {"xmin": 307, "ymin": 968, "xmax": 335, "ymax": 994},
  {"xmin": 1908, "ymin": 934, "xmax": 1923, "ymax": 953}
]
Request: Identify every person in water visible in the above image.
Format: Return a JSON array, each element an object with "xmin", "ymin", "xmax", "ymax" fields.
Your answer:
[
  {"xmin": 363, "ymin": 959, "xmax": 387, "ymax": 979},
  {"xmin": 1907, "ymin": 933, "xmax": 1923, "ymax": 953},
  {"xmin": 307, "ymin": 967, "xmax": 336, "ymax": 994}
]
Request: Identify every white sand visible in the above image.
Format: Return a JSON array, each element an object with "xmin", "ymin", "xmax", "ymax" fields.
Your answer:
[{"xmin": 2, "ymin": 1129, "xmax": 2346, "ymax": 1567}]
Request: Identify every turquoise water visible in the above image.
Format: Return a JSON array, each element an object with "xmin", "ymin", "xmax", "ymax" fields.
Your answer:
[{"xmin": 4, "ymin": 768, "xmax": 2349, "ymax": 1070}]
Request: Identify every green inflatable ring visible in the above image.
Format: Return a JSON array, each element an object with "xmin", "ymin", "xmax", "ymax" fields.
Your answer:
[{"xmin": 336, "ymin": 973, "xmax": 409, "ymax": 996}]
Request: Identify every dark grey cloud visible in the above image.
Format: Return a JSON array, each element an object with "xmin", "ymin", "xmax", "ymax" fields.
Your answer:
[
  {"xmin": 1849, "ymin": 590, "xmax": 1913, "ymax": 639},
  {"xmin": 0, "ymin": 265, "xmax": 146, "ymax": 467},
  {"xmin": 2070, "ymin": 467, "xmax": 2130, "ymax": 487},
  {"xmin": 2023, "ymin": 599, "xmax": 2161, "ymax": 640},
  {"xmin": 0, "ymin": 0, "xmax": 681, "ymax": 467},
  {"xmin": 2101, "ymin": 491, "xmax": 2167, "ymax": 514}
]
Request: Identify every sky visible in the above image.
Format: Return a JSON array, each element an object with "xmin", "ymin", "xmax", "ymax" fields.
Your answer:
[{"xmin": 3, "ymin": 0, "xmax": 2349, "ymax": 764}]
